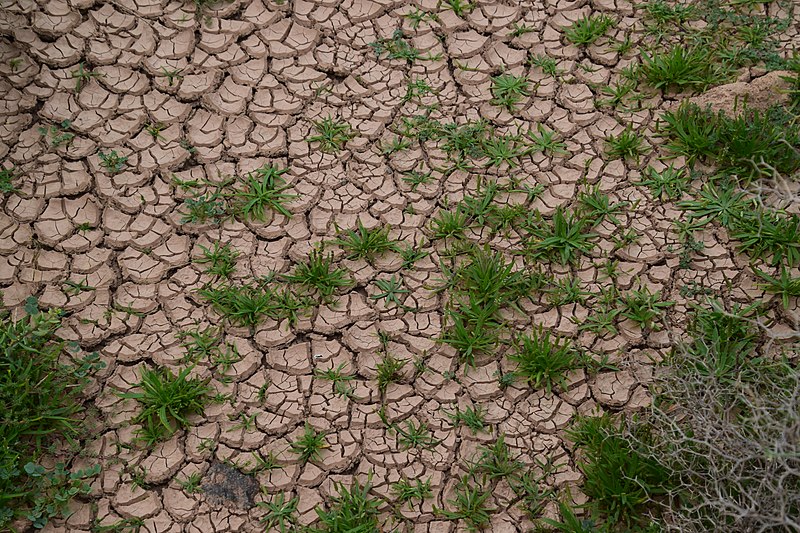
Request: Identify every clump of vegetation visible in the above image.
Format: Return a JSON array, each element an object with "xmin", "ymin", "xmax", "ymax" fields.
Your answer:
[
  {"xmin": 615, "ymin": 301, "xmax": 800, "ymax": 532},
  {"xmin": 39, "ymin": 120, "xmax": 74, "ymax": 148},
  {"xmin": 525, "ymin": 207, "xmax": 598, "ymax": 265},
  {"xmin": 120, "ymin": 366, "xmax": 212, "ymax": 446},
  {"xmin": 640, "ymin": 46, "xmax": 717, "ymax": 92},
  {"xmin": 98, "ymin": 150, "xmax": 128, "ymax": 175},
  {"xmin": 0, "ymin": 300, "xmax": 104, "ymax": 529},
  {"xmin": 308, "ymin": 477, "xmax": 381, "ymax": 532},
  {"xmin": 331, "ymin": 222, "xmax": 400, "ymax": 262},
  {"xmin": 231, "ymin": 164, "xmax": 295, "ymax": 221},
  {"xmin": 0, "ymin": 166, "xmax": 17, "ymax": 194},
  {"xmin": 307, "ymin": 116, "xmax": 357, "ymax": 153},
  {"xmin": 490, "ymin": 74, "xmax": 531, "ymax": 112},
  {"xmin": 195, "ymin": 241, "xmax": 239, "ymax": 278},
  {"xmin": 198, "ymin": 279, "xmax": 311, "ymax": 328},
  {"xmin": 660, "ymin": 103, "xmax": 800, "ymax": 180},
  {"xmin": 283, "ymin": 247, "xmax": 351, "ymax": 302},
  {"xmin": 605, "ymin": 127, "xmax": 649, "ymax": 162},
  {"xmin": 290, "ymin": 423, "xmax": 327, "ymax": 465},
  {"xmin": 564, "ymin": 13, "xmax": 615, "ymax": 46},
  {"xmin": 568, "ymin": 414, "xmax": 671, "ymax": 527},
  {"xmin": 435, "ymin": 477, "xmax": 494, "ymax": 531},
  {"xmin": 508, "ymin": 327, "xmax": 587, "ymax": 393}
]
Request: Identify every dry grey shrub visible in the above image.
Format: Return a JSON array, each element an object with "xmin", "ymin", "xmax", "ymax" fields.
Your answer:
[{"xmin": 630, "ymin": 340, "xmax": 800, "ymax": 532}]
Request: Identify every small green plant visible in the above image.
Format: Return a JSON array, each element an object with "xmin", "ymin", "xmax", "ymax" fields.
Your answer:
[
  {"xmin": 392, "ymin": 477, "xmax": 432, "ymax": 508},
  {"xmin": 314, "ymin": 363, "xmax": 356, "ymax": 398},
  {"xmin": 145, "ymin": 122, "xmax": 166, "ymax": 140},
  {"xmin": 604, "ymin": 127, "xmax": 649, "ymax": 162},
  {"xmin": 308, "ymin": 116, "xmax": 355, "ymax": 153},
  {"xmin": 526, "ymin": 207, "xmax": 597, "ymax": 265},
  {"xmin": 160, "ymin": 66, "xmax": 184, "ymax": 86},
  {"xmin": 290, "ymin": 423, "xmax": 327, "ymax": 465},
  {"xmin": 659, "ymin": 103, "xmax": 721, "ymax": 164},
  {"xmin": 564, "ymin": 13, "xmax": 615, "ymax": 46},
  {"xmin": 440, "ymin": 303, "xmax": 500, "ymax": 366},
  {"xmin": 24, "ymin": 463, "xmax": 101, "ymax": 529},
  {"xmin": 257, "ymin": 492, "xmax": 298, "ymax": 533},
  {"xmin": 731, "ymin": 208, "xmax": 800, "ymax": 267},
  {"xmin": 598, "ymin": 78, "xmax": 639, "ymax": 109},
  {"xmin": 618, "ymin": 286, "xmax": 673, "ymax": 330},
  {"xmin": 331, "ymin": 222, "xmax": 399, "ymax": 262},
  {"xmin": 682, "ymin": 300, "xmax": 760, "ymax": 381},
  {"xmin": 62, "ymin": 277, "xmax": 96, "ymax": 296},
  {"xmin": 540, "ymin": 500, "xmax": 599, "ymax": 532},
  {"xmin": 370, "ymin": 276, "xmax": 412, "ymax": 310},
  {"xmin": 577, "ymin": 186, "xmax": 627, "ymax": 226},
  {"xmin": 469, "ymin": 434, "xmax": 524, "ymax": 482},
  {"xmin": 180, "ymin": 191, "xmax": 228, "ymax": 224},
  {"xmin": 98, "ymin": 150, "xmax": 128, "ymax": 175},
  {"xmin": 480, "ymin": 134, "xmax": 527, "ymax": 167},
  {"xmin": 529, "ymin": 54, "xmax": 559, "ymax": 77},
  {"xmin": 71, "ymin": 62, "xmax": 101, "ymax": 92},
  {"xmin": 39, "ymin": 120, "xmax": 74, "ymax": 148},
  {"xmin": 435, "ymin": 478, "xmax": 494, "ymax": 531},
  {"xmin": 430, "ymin": 210, "xmax": 468, "ymax": 241},
  {"xmin": 380, "ymin": 136, "xmax": 412, "ymax": 155},
  {"xmin": 405, "ymin": 8, "xmax": 438, "ymax": 29},
  {"xmin": 641, "ymin": 45, "xmax": 717, "ymax": 91},
  {"xmin": 444, "ymin": 405, "xmax": 487, "ymax": 434},
  {"xmin": 176, "ymin": 472, "xmax": 203, "ymax": 494},
  {"xmin": 635, "ymin": 164, "xmax": 690, "ymax": 200},
  {"xmin": 232, "ymin": 164, "xmax": 295, "ymax": 220},
  {"xmin": 369, "ymin": 29, "xmax": 426, "ymax": 62},
  {"xmin": 753, "ymin": 266, "xmax": 800, "ymax": 309},
  {"xmin": 178, "ymin": 326, "xmax": 239, "ymax": 373},
  {"xmin": 120, "ymin": 366, "xmax": 211, "ymax": 445},
  {"xmin": 677, "ymin": 181, "xmax": 748, "ymax": 227},
  {"xmin": 195, "ymin": 241, "xmax": 239, "ymax": 278},
  {"xmin": 376, "ymin": 353, "xmax": 407, "ymax": 393},
  {"xmin": 508, "ymin": 328, "xmax": 586, "ymax": 393},
  {"xmin": 309, "ymin": 477, "xmax": 381, "ymax": 532},
  {"xmin": 490, "ymin": 74, "xmax": 531, "ymax": 112},
  {"xmin": 395, "ymin": 419, "xmax": 439, "ymax": 450},
  {"xmin": 443, "ymin": 0, "xmax": 473, "ymax": 18},
  {"xmin": 402, "ymin": 78, "xmax": 435, "ymax": 103},
  {"xmin": 401, "ymin": 169, "xmax": 434, "ymax": 190},
  {"xmin": 399, "ymin": 244, "xmax": 429, "ymax": 269},
  {"xmin": 0, "ymin": 166, "xmax": 16, "ymax": 194},
  {"xmin": 527, "ymin": 124, "xmax": 568, "ymax": 155},
  {"xmin": 283, "ymin": 247, "xmax": 351, "ymax": 302}
]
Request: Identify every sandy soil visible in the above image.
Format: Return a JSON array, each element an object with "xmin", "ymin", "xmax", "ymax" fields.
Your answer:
[{"xmin": 0, "ymin": 0, "xmax": 798, "ymax": 531}]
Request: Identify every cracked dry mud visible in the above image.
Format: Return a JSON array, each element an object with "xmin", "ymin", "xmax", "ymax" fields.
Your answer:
[{"xmin": 1, "ymin": 0, "xmax": 799, "ymax": 532}]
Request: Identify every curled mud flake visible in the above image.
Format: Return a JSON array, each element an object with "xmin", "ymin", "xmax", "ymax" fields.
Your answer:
[
  {"xmin": 112, "ymin": 482, "xmax": 163, "ymax": 520},
  {"xmin": 590, "ymin": 370, "xmax": 638, "ymax": 408},
  {"xmin": 118, "ymin": 246, "xmax": 167, "ymax": 283},
  {"xmin": 140, "ymin": 437, "xmax": 187, "ymax": 485},
  {"xmin": 162, "ymin": 487, "xmax": 199, "ymax": 522},
  {"xmin": 447, "ymin": 30, "xmax": 489, "ymax": 59},
  {"xmin": 266, "ymin": 342, "xmax": 312, "ymax": 376}
]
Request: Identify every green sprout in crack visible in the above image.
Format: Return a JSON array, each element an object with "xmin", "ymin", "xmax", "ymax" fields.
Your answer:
[
  {"xmin": 71, "ymin": 62, "xmax": 102, "ymax": 93},
  {"xmin": 307, "ymin": 116, "xmax": 356, "ymax": 153},
  {"xmin": 98, "ymin": 150, "xmax": 128, "ymax": 175}
]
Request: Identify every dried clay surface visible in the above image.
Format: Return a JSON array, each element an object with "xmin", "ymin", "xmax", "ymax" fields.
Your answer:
[{"xmin": 0, "ymin": 0, "xmax": 798, "ymax": 532}]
